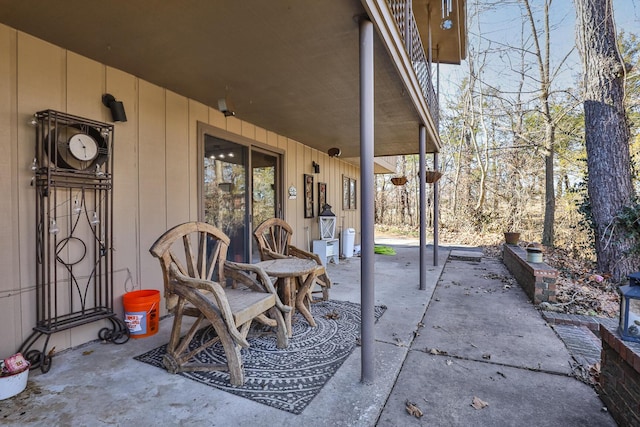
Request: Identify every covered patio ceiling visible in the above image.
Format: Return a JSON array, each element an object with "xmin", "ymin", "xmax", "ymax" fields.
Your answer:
[{"xmin": 0, "ymin": 0, "xmax": 464, "ymax": 158}]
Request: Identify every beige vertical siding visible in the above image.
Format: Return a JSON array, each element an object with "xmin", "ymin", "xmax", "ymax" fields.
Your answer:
[
  {"xmin": 0, "ymin": 24, "xmax": 361, "ymax": 355},
  {"xmin": 0, "ymin": 24, "xmax": 20, "ymax": 350}
]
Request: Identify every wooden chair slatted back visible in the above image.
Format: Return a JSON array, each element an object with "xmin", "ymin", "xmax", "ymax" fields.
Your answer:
[
  {"xmin": 254, "ymin": 218, "xmax": 293, "ymax": 259},
  {"xmin": 150, "ymin": 222, "xmax": 230, "ymax": 311}
]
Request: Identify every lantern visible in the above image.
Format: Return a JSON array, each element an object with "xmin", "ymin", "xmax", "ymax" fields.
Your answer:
[
  {"xmin": 619, "ymin": 272, "xmax": 640, "ymax": 343},
  {"xmin": 318, "ymin": 204, "xmax": 336, "ymax": 240}
]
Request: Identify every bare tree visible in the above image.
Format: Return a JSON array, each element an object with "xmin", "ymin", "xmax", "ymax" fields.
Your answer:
[
  {"xmin": 574, "ymin": 0, "xmax": 640, "ymax": 281},
  {"xmin": 521, "ymin": 0, "xmax": 557, "ymax": 246}
]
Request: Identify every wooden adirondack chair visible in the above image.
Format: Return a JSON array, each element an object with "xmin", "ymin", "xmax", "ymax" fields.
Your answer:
[
  {"xmin": 149, "ymin": 221, "xmax": 290, "ymax": 386},
  {"xmin": 253, "ymin": 218, "xmax": 331, "ymax": 302}
]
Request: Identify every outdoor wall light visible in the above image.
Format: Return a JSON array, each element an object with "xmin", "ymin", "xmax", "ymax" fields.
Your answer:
[
  {"xmin": 102, "ymin": 93, "xmax": 127, "ymax": 122},
  {"xmin": 312, "ymin": 161, "xmax": 320, "ymax": 173},
  {"xmin": 218, "ymin": 98, "xmax": 236, "ymax": 117},
  {"xmin": 328, "ymin": 147, "xmax": 341, "ymax": 158}
]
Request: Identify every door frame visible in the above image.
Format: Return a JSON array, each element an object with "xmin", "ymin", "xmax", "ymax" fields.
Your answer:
[{"xmin": 197, "ymin": 122, "xmax": 284, "ymax": 261}]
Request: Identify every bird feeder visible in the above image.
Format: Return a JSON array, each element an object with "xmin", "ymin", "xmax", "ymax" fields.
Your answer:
[{"xmin": 619, "ymin": 272, "xmax": 640, "ymax": 343}]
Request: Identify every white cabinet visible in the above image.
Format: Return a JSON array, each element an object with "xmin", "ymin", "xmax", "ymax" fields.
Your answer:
[{"xmin": 312, "ymin": 238, "xmax": 339, "ymax": 266}]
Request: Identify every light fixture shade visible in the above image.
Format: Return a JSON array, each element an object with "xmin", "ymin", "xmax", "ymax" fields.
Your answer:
[
  {"xmin": 218, "ymin": 98, "xmax": 236, "ymax": 117},
  {"xmin": 102, "ymin": 93, "xmax": 127, "ymax": 122}
]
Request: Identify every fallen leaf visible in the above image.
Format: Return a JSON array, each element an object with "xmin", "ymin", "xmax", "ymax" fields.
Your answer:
[
  {"xmin": 428, "ymin": 348, "xmax": 448, "ymax": 355},
  {"xmin": 471, "ymin": 396, "xmax": 489, "ymax": 410},
  {"xmin": 82, "ymin": 350, "xmax": 94, "ymax": 356},
  {"xmin": 405, "ymin": 400, "xmax": 424, "ymax": 418},
  {"xmin": 324, "ymin": 311, "xmax": 340, "ymax": 320}
]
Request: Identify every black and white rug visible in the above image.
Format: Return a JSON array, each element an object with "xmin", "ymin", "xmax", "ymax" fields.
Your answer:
[{"xmin": 134, "ymin": 300, "xmax": 386, "ymax": 414}]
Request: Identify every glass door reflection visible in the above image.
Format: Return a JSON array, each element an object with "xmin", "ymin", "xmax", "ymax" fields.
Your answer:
[
  {"xmin": 203, "ymin": 136, "xmax": 247, "ymax": 262},
  {"xmin": 251, "ymin": 149, "xmax": 279, "ymax": 261}
]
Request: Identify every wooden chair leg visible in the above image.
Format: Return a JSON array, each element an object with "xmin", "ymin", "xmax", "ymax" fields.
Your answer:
[
  {"xmin": 321, "ymin": 284, "xmax": 330, "ymax": 301},
  {"xmin": 295, "ymin": 272, "xmax": 317, "ymax": 327},
  {"xmin": 268, "ymin": 306, "xmax": 289, "ymax": 348},
  {"xmin": 255, "ymin": 313, "xmax": 277, "ymax": 327}
]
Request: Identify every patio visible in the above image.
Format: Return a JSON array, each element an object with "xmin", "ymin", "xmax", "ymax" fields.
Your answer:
[{"xmin": 0, "ymin": 238, "xmax": 615, "ymax": 426}]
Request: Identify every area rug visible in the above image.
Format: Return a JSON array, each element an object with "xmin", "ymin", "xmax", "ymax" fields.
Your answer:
[{"xmin": 134, "ymin": 300, "xmax": 386, "ymax": 414}]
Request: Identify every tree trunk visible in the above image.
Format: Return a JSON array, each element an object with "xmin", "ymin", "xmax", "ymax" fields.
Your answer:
[
  {"xmin": 542, "ymin": 122, "xmax": 555, "ymax": 246},
  {"xmin": 523, "ymin": 0, "xmax": 556, "ymax": 246},
  {"xmin": 575, "ymin": 0, "xmax": 639, "ymax": 281}
]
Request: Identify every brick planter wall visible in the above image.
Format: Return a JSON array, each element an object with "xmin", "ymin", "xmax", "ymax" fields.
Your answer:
[
  {"xmin": 600, "ymin": 324, "xmax": 640, "ymax": 426},
  {"xmin": 502, "ymin": 244, "xmax": 558, "ymax": 305}
]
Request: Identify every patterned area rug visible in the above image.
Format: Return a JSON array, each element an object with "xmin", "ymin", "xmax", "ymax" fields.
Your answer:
[{"xmin": 134, "ymin": 300, "xmax": 386, "ymax": 414}]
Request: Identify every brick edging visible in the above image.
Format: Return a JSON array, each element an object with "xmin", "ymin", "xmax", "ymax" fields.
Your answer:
[
  {"xmin": 600, "ymin": 324, "xmax": 640, "ymax": 371},
  {"xmin": 542, "ymin": 311, "xmax": 618, "ymax": 333},
  {"xmin": 502, "ymin": 244, "xmax": 558, "ymax": 304},
  {"xmin": 599, "ymin": 323, "xmax": 640, "ymax": 426}
]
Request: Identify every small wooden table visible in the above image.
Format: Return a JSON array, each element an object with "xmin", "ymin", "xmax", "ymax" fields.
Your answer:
[{"xmin": 255, "ymin": 258, "xmax": 318, "ymax": 336}]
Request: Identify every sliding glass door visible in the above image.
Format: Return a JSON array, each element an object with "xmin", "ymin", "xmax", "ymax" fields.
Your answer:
[
  {"xmin": 201, "ymin": 128, "xmax": 282, "ymax": 263},
  {"xmin": 203, "ymin": 136, "xmax": 248, "ymax": 262}
]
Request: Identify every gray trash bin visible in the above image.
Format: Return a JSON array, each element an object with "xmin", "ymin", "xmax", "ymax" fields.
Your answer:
[{"xmin": 342, "ymin": 228, "xmax": 355, "ymax": 258}]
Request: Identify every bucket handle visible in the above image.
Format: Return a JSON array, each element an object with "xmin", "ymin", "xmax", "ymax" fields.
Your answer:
[{"xmin": 146, "ymin": 301, "xmax": 158, "ymax": 316}]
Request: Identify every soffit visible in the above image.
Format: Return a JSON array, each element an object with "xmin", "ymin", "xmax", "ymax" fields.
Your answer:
[{"xmin": 0, "ymin": 0, "xmax": 447, "ymax": 157}]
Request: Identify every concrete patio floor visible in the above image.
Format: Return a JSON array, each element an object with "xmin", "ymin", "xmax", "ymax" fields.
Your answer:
[{"xmin": 0, "ymin": 238, "xmax": 616, "ymax": 426}]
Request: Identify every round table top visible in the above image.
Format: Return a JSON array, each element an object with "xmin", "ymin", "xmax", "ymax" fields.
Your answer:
[{"xmin": 255, "ymin": 258, "xmax": 317, "ymax": 277}]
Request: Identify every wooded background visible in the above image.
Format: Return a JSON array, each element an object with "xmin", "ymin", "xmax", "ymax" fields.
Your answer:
[{"xmin": 375, "ymin": 0, "xmax": 639, "ymax": 279}]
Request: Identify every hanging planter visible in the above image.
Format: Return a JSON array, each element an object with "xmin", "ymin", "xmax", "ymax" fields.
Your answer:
[
  {"xmin": 391, "ymin": 176, "xmax": 407, "ymax": 186},
  {"xmin": 425, "ymin": 170, "xmax": 443, "ymax": 183}
]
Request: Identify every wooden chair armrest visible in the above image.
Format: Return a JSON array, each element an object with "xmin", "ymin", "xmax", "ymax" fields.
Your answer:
[
  {"xmin": 168, "ymin": 264, "xmax": 249, "ymax": 347},
  {"xmin": 261, "ymin": 249, "xmax": 290, "ymax": 260},
  {"xmin": 224, "ymin": 261, "xmax": 292, "ymax": 313},
  {"xmin": 289, "ymin": 245, "xmax": 322, "ymax": 265}
]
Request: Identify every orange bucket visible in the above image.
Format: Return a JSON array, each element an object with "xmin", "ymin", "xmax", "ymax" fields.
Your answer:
[{"xmin": 123, "ymin": 290, "xmax": 160, "ymax": 338}]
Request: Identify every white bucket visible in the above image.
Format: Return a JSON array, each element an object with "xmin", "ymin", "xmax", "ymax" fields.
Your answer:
[{"xmin": 0, "ymin": 368, "xmax": 29, "ymax": 400}]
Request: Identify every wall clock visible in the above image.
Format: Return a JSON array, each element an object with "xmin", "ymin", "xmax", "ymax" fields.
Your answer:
[
  {"xmin": 68, "ymin": 133, "xmax": 99, "ymax": 162},
  {"xmin": 45, "ymin": 124, "xmax": 108, "ymax": 171}
]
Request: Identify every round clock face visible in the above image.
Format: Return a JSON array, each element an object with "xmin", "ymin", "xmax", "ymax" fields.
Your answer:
[
  {"xmin": 68, "ymin": 134, "xmax": 99, "ymax": 162},
  {"xmin": 45, "ymin": 124, "xmax": 109, "ymax": 171}
]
